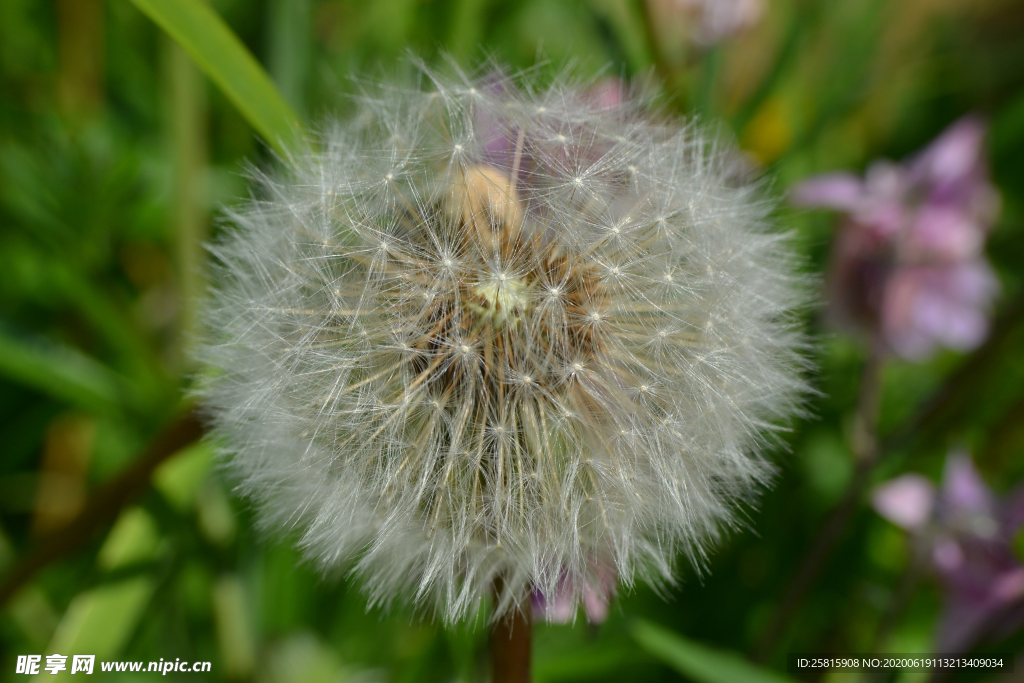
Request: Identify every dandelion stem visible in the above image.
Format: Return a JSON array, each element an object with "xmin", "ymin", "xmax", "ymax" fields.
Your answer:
[{"xmin": 489, "ymin": 588, "xmax": 532, "ymax": 683}]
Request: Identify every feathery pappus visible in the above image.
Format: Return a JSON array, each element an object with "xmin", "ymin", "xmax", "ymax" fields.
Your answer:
[{"xmin": 196, "ymin": 63, "xmax": 809, "ymax": 622}]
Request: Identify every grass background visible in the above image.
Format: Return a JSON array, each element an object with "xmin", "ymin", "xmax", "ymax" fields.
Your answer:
[{"xmin": 1, "ymin": 0, "xmax": 1023, "ymax": 681}]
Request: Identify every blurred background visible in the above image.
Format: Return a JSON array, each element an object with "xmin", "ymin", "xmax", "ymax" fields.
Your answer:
[{"xmin": 1, "ymin": 0, "xmax": 1023, "ymax": 681}]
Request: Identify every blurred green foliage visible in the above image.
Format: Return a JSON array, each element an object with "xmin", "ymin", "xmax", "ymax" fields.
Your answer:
[{"xmin": 2, "ymin": 0, "xmax": 1024, "ymax": 681}]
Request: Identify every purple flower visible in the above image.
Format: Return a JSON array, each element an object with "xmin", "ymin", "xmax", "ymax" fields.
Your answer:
[
  {"xmin": 873, "ymin": 453, "xmax": 1024, "ymax": 652},
  {"xmin": 533, "ymin": 560, "xmax": 618, "ymax": 624},
  {"xmin": 793, "ymin": 116, "xmax": 1000, "ymax": 361}
]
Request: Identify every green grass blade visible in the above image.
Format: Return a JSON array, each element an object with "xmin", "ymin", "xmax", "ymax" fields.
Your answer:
[
  {"xmin": 129, "ymin": 0, "xmax": 301, "ymax": 154},
  {"xmin": 0, "ymin": 327, "xmax": 125, "ymax": 414},
  {"xmin": 46, "ymin": 509, "xmax": 162, "ymax": 669},
  {"xmin": 631, "ymin": 620, "xmax": 796, "ymax": 683}
]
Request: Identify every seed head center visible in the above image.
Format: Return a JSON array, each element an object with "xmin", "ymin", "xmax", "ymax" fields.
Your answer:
[{"xmin": 473, "ymin": 276, "xmax": 530, "ymax": 324}]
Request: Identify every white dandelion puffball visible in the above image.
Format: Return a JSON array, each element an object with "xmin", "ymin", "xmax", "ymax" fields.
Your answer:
[{"xmin": 198, "ymin": 66, "xmax": 808, "ymax": 622}]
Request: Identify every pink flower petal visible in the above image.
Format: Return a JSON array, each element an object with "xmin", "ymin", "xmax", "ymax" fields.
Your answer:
[
  {"xmin": 534, "ymin": 585, "xmax": 576, "ymax": 624},
  {"xmin": 910, "ymin": 273, "xmax": 992, "ymax": 351},
  {"xmin": 907, "ymin": 205, "xmax": 984, "ymax": 261},
  {"xmin": 934, "ymin": 538, "xmax": 965, "ymax": 572},
  {"xmin": 586, "ymin": 78, "xmax": 626, "ymax": 111},
  {"xmin": 873, "ymin": 474, "xmax": 936, "ymax": 529},
  {"xmin": 882, "ymin": 270, "xmax": 939, "ymax": 360},
  {"xmin": 992, "ymin": 568, "xmax": 1024, "ymax": 602},
  {"xmin": 881, "ymin": 262, "xmax": 997, "ymax": 360},
  {"xmin": 582, "ymin": 585, "xmax": 610, "ymax": 624},
  {"xmin": 790, "ymin": 174, "xmax": 865, "ymax": 211},
  {"xmin": 910, "ymin": 116, "xmax": 987, "ymax": 189},
  {"xmin": 943, "ymin": 452, "xmax": 996, "ymax": 516}
]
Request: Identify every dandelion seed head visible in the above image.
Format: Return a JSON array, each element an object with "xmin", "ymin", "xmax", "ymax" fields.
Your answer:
[{"xmin": 197, "ymin": 63, "xmax": 809, "ymax": 623}]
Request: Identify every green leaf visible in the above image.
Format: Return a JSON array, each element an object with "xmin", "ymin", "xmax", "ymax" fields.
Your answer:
[
  {"xmin": 152, "ymin": 441, "xmax": 214, "ymax": 513},
  {"xmin": 96, "ymin": 507, "xmax": 163, "ymax": 570},
  {"xmin": 0, "ymin": 326, "xmax": 125, "ymax": 414},
  {"xmin": 129, "ymin": 0, "xmax": 301, "ymax": 154},
  {"xmin": 48, "ymin": 577, "xmax": 156, "ymax": 665},
  {"xmin": 630, "ymin": 620, "xmax": 796, "ymax": 683},
  {"xmin": 213, "ymin": 575, "xmax": 257, "ymax": 679},
  {"xmin": 46, "ymin": 509, "xmax": 162, "ymax": 665},
  {"xmin": 535, "ymin": 644, "xmax": 646, "ymax": 682}
]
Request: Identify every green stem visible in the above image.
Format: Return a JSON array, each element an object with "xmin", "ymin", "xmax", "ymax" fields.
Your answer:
[{"xmin": 165, "ymin": 38, "xmax": 208, "ymax": 366}]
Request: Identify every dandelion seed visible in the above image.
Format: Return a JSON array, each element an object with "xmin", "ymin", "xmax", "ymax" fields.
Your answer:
[{"xmin": 197, "ymin": 63, "xmax": 809, "ymax": 624}]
